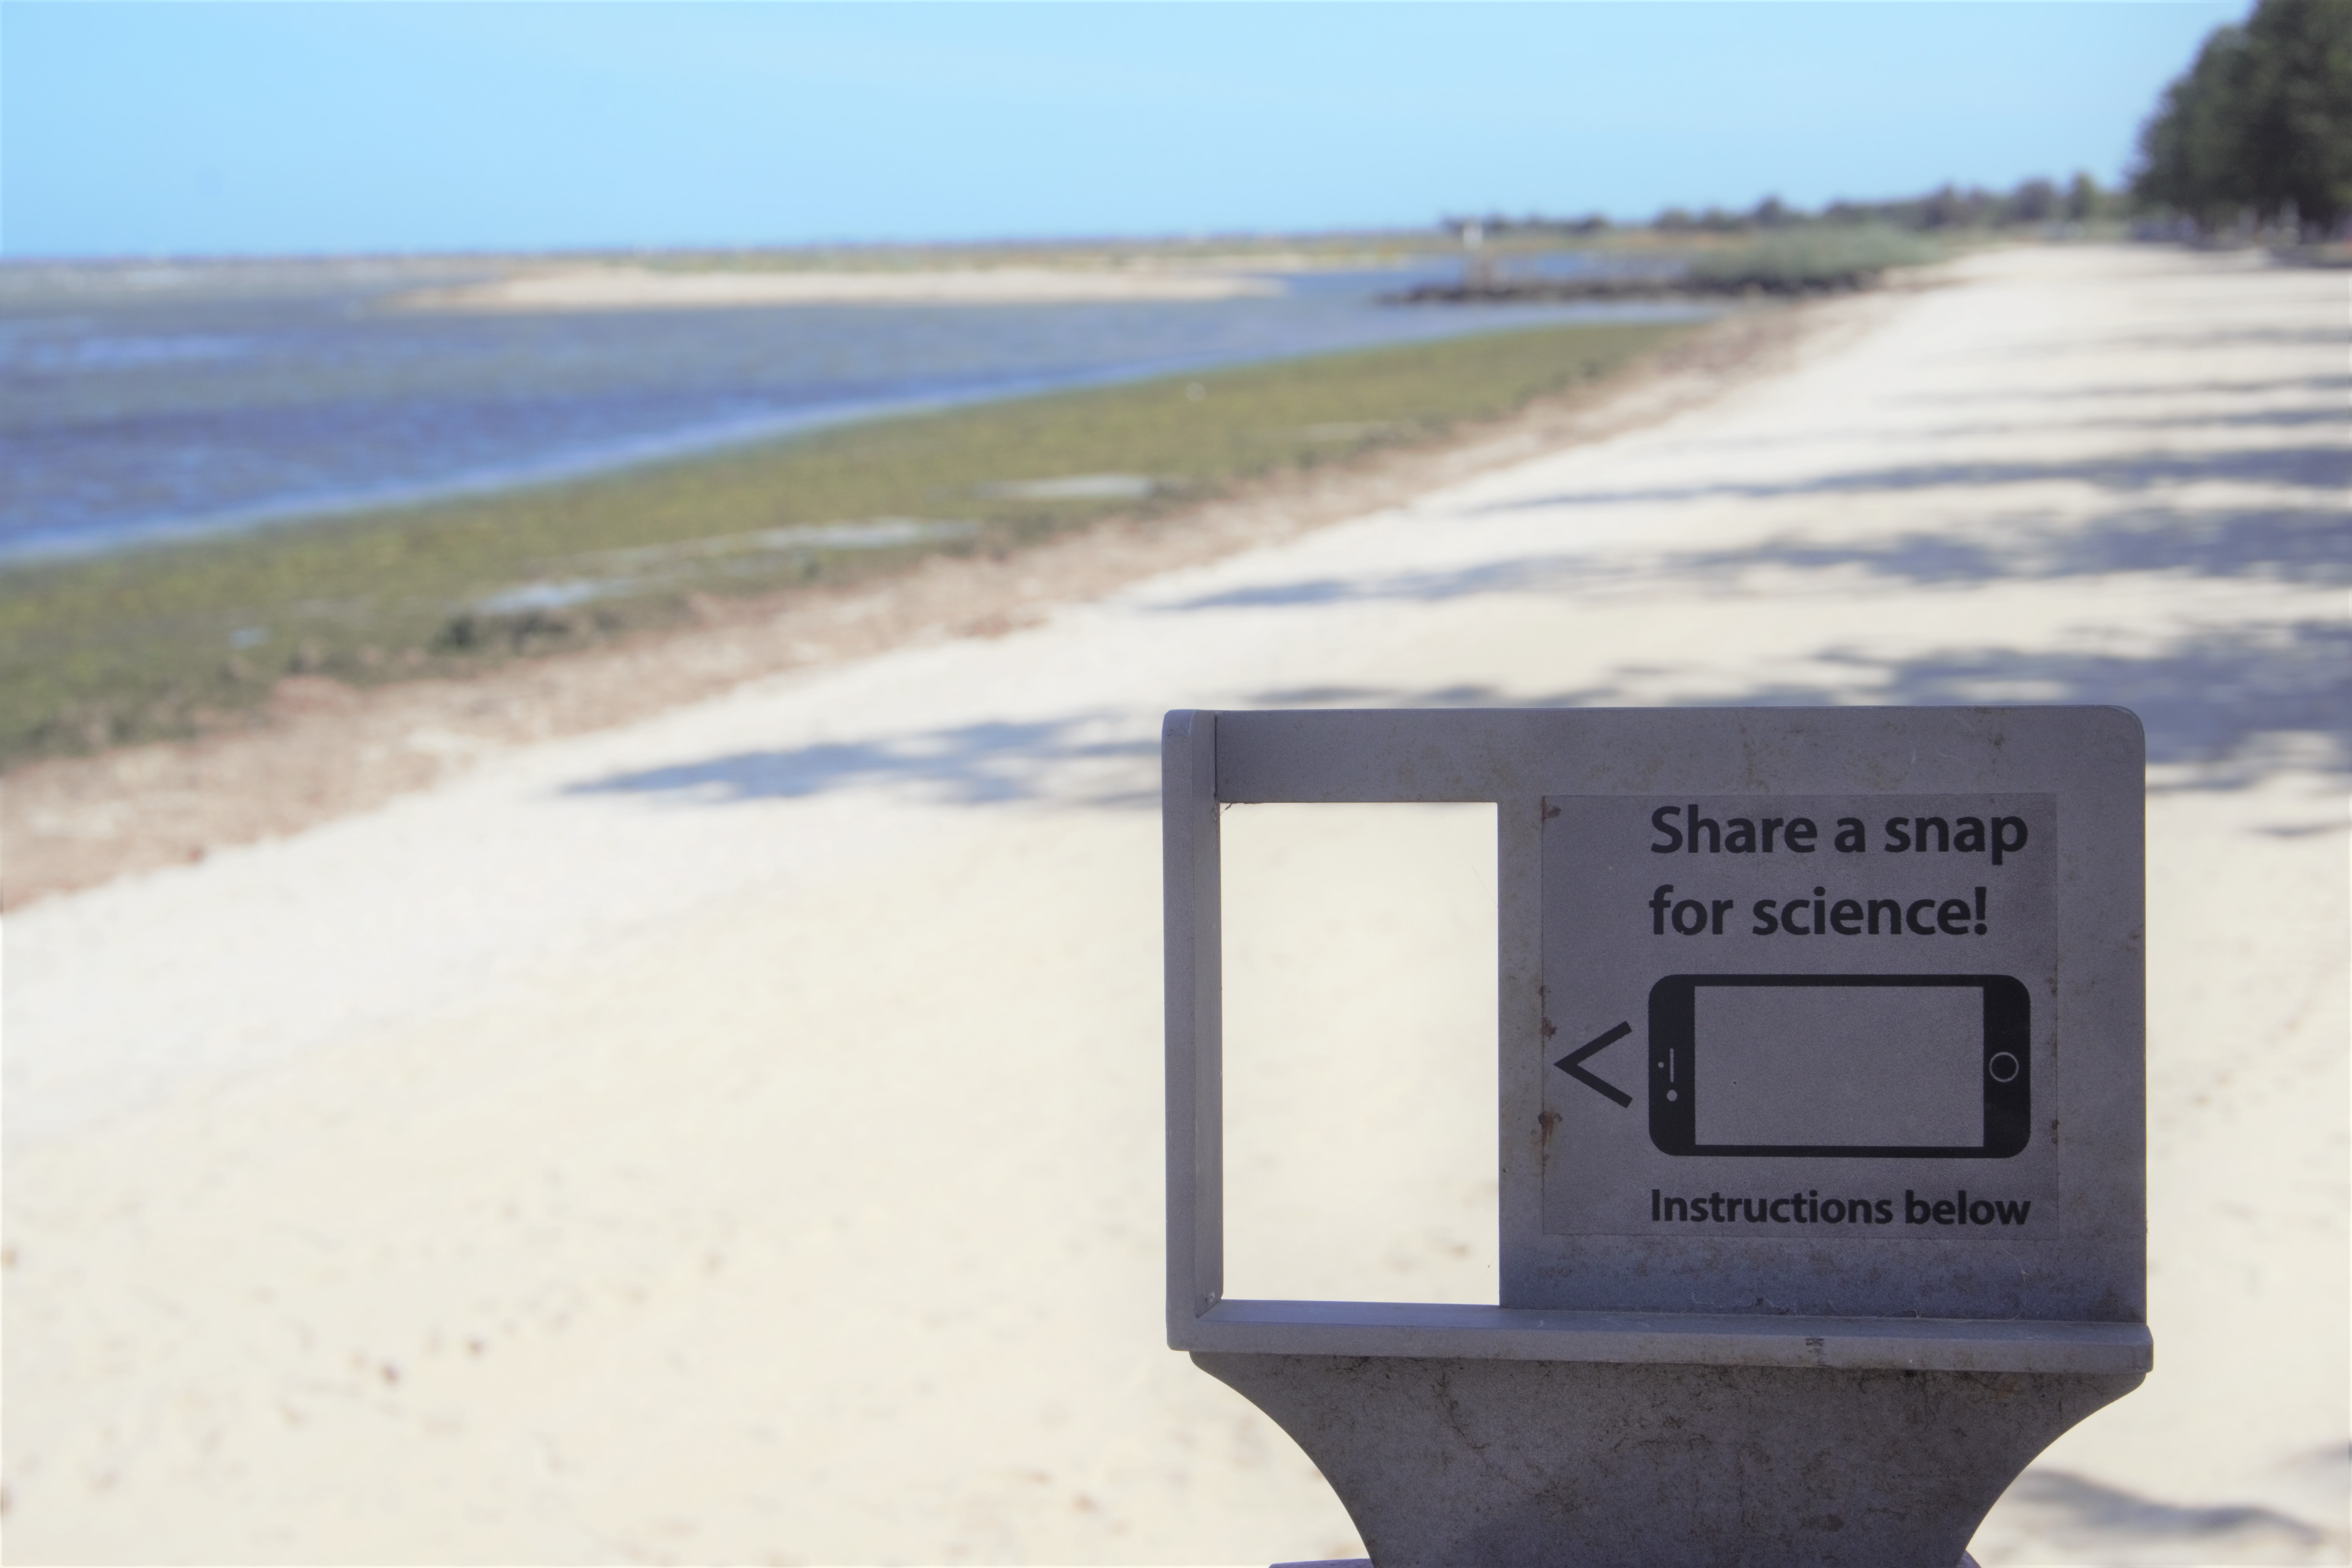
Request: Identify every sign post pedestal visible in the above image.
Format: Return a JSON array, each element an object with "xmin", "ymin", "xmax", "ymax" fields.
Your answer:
[
  {"xmin": 1198, "ymin": 1356, "xmax": 2136, "ymax": 1568},
  {"xmin": 1164, "ymin": 708, "xmax": 2150, "ymax": 1568}
]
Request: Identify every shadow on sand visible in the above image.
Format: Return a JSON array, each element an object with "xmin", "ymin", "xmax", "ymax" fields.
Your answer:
[
  {"xmin": 567, "ymin": 365, "xmax": 2346, "ymax": 809},
  {"xmin": 1978, "ymin": 1466, "xmax": 2337, "ymax": 1564},
  {"xmin": 565, "ymin": 715, "xmax": 1156, "ymax": 808},
  {"xmin": 1465, "ymin": 445, "xmax": 2350, "ymax": 517},
  {"xmin": 565, "ymin": 607, "xmax": 2343, "ymax": 811},
  {"xmin": 1250, "ymin": 617, "xmax": 2349, "ymax": 788},
  {"xmin": 1165, "ymin": 500, "xmax": 2345, "ymax": 608}
]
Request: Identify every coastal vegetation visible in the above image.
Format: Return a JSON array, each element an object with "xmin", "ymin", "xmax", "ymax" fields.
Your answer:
[
  {"xmin": 1403, "ymin": 171, "xmax": 2141, "ymax": 306},
  {"xmin": 2131, "ymin": 0, "xmax": 2352, "ymax": 234},
  {"xmin": 0, "ymin": 317, "xmax": 1690, "ymax": 768},
  {"xmin": 1685, "ymin": 227, "xmax": 1942, "ymax": 292},
  {"xmin": 1396, "ymin": 225, "xmax": 1942, "ymax": 303},
  {"xmin": 1439, "ymin": 172, "xmax": 2128, "ymax": 249}
]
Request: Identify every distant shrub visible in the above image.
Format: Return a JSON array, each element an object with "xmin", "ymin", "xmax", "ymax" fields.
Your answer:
[{"xmin": 1687, "ymin": 228, "xmax": 1942, "ymax": 292}]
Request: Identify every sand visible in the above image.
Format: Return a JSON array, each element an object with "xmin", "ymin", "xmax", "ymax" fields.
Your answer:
[
  {"xmin": 401, "ymin": 265, "xmax": 1282, "ymax": 312},
  {"xmin": 3, "ymin": 245, "xmax": 2344, "ymax": 1565}
]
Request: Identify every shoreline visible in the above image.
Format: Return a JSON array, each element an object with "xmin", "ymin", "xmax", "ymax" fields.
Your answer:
[
  {"xmin": 0, "ymin": 315, "xmax": 1711, "ymax": 778},
  {"xmin": 0, "ymin": 307, "xmax": 1810, "ymax": 908},
  {"xmin": 5, "ymin": 300, "xmax": 1712, "ymax": 569},
  {"xmin": 0, "ymin": 359, "xmax": 1249, "ymax": 568}
]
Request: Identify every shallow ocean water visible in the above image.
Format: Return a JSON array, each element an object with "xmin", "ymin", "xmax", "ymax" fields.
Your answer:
[{"xmin": 0, "ymin": 250, "xmax": 1693, "ymax": 562}]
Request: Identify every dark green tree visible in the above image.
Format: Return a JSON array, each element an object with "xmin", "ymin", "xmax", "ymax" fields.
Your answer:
[
  {"xmin": 2063, "ymin": 173, "xmax": 2104, "ymax": 222},
  {"xmin": 2132, "ymin": 0, "xmax": 2352, "ymax": 231}
]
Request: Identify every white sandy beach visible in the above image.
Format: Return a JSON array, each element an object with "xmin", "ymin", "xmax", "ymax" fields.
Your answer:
[
  {"xmin": 403, "ymin": 264, "xmax": 1283, "ymax": 312},
  {"xmin": 4, "ymin": 245, "xmax": 2345, "ymax": 1565}
]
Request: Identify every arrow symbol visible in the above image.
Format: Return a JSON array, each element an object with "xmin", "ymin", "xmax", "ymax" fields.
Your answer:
[{"xmin": 1554, "ymin": 1021, "xmax": 1634, "ymax": 1107}]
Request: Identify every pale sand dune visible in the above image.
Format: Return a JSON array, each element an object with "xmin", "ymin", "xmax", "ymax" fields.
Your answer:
[
  {"xmin": 4, "ymin": 247, "xmax": 2344, "ymax": 1564},
  {"xmin": 402, "ymin": 264, "xmax": 1281, "ymax": 312}
]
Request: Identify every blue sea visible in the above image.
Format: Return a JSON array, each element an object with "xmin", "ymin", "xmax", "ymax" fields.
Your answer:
[{"xmin": 0, "ymin": 250, "xmax": 1697, "ymax": 564}]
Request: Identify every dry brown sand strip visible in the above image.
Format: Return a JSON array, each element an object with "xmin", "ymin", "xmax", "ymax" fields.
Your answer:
[{"xmin": 2, "ymin": 247, "xmax": 2343, "ymax": 1565}]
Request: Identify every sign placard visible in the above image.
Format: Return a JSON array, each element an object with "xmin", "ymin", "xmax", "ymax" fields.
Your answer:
[
  {"xmin": 1168, "ymin": 705, "xmax": 2145, "ymax": 1354},
  {"xmin": 1541, "ymin": 793, "xmax": 2058, "ymax": 1239}
]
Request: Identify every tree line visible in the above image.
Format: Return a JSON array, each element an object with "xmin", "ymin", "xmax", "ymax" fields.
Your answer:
[
  {"xmin": 1448, "ymin": 0, "xmax": 2350, "ymax": 243},
  {"xmin": 1442, "ymin": 175, "xmax": 2122, "ymax": 243},
  {"xmin": 2131, "ymin": 0, "xmax": 2351, "ymax": 234}
]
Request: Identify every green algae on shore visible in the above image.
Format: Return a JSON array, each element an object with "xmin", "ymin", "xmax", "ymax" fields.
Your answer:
[{"xmin": 0, "ymin": 318, "xmax": 1693, "ymax": 768}]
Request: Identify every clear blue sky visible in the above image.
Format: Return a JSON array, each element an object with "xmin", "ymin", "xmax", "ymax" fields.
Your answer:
[{"xmin": 4, "ymin": 2, "xmax": 2238, "ymax": 258}]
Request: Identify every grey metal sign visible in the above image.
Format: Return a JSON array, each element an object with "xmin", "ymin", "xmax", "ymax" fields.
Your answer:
[{"xmin": 1163, "ymin": 706, "xmax": 2150, "ymax": 1566}]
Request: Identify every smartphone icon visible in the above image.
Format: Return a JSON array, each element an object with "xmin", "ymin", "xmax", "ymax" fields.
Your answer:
[{"xmin": 1648, "ymin": 975, "xmax": 2030, "ymax": 1159}]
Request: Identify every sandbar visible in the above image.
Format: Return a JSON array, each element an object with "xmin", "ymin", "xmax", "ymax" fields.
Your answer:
[{"xmin": 401, "ymin": 263, "xmax": 1284, "ymax": 311}]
